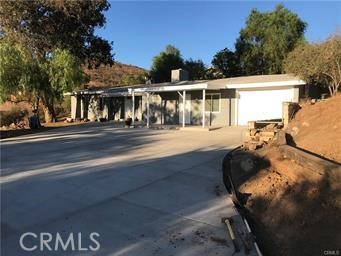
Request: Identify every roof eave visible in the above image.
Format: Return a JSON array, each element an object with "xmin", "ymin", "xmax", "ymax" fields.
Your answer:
[
  {"xmin": 225, "ymin": 80, "xmax": 306, "ymax": 89},
  {"xmin": 131, "ymin": 83, "xmax": 209, "ymax": 93}
]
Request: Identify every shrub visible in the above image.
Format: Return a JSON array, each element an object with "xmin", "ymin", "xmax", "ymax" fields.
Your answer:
[
  {"xmin": 55, "ymin": 97, "xmax": 71, "ymax": 119},
  {"xmin": 0, "ymin": 106, "xmax": 29, "ymax": 127}
]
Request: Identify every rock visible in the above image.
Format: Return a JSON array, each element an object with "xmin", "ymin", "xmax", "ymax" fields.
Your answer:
[
  {"xmin": 260, "ymin": 136, "xmax": 272, "ymax": 142},
  {"xmin": 240, "ymin": 157, "xmax": 256, "ymax": 171},
  {"xmin": 250, "ymin": 129, "xmax": 258, "ymax": 136},
  {"xmin": 260, "ymin": 131, "xmax": 276, "ymax": 137},
  {"xmin": 66, "ymin": 117, "xmax": 73, "ymax": 123},
  {"xmin": 291, "ymin": 126, "xmax": 299, "ymax": 136},
  {"xmin": 265, "ymin": 123, "xmax": 277, "ymax": 130},
  {"xmin": 271, "ymin": 130, "xmax": 287, "ymax": 146},
  {"xmin": 302, "ymin": 121, "xmax": 310, "ymax": 127}
]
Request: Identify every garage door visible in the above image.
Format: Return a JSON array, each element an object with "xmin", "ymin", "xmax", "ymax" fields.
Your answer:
[{"xmin": 238, "ymin": 88, "xmax": 294, "ymax": 125}]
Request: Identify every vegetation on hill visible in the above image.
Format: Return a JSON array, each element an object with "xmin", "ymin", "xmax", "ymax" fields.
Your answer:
[
  {"xmin": 84, "ymin": 62, "xmax": 147, "ymax": 88},
  {"xmin": 285, "ymin": 34, "xmax": 341, "ymax": 97}
]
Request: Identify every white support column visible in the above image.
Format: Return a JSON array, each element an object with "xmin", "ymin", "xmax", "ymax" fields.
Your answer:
[
  {"xmin": 202, "ymin": 89, "xmax": 206, "ymax": 128},
  {"xmin": 146, "ymin": 92, "xmax": 150, "ymax": 128},
  {"xmin": 182, "ymin": 90, "xmax": 186, "ymax": 127},
  {"xmin": 132, "ymin": 90, "xmax": 135, "ymax": 125},
  {"xmin": 71, "ymin": 95, "xmax": 77, "ymax": 119}
]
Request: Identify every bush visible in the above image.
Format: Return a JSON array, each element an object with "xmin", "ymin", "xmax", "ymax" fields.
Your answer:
[
  {"xmin": 55, "ymin": 97, "xmax": 71, "ymax": 119},
  {"xmin": 0, "ymin": 106, "xmax": 29, "ymax": 127}
]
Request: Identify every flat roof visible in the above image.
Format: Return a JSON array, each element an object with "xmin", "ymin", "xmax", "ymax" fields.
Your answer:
[
  {"xmin": 223, "ymin": 74, "xmax": 305, "ymax": 89},
  {"xmin": 68, "ymin": 74, "xmax": 306, "ymax": 96}
]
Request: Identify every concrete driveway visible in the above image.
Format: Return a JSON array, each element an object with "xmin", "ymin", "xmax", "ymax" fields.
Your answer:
[{"xmin": 1, "ymin": 124, "xmax": 253, "ymax": 256}]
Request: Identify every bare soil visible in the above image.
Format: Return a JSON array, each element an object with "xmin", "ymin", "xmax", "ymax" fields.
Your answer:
[
  {"xmin": 233, "ymin": 146, "xmax": 341, "ymax": 256},
  {"xmin": 287, "ymin": 94, "xmax": 341, "ymax": 163}
]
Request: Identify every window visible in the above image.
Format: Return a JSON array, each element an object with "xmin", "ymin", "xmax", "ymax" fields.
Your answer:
[{"xmin": 205, "ymin": 93, "xmax": 220, "ymax": 112}]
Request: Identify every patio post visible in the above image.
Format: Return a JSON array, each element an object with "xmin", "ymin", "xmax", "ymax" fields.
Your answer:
[
  {"xmin": 202, "ymin": 89, "xmax": 205, "ymax": 128},
  {"xmin": 146, "ymin": 92, "xmax": 150, "ymax": 128},
  {"xmin": 182, "ymin": 90, "xmax": 186, "ymax": 127},
  {"xmin": 132, "ymin": 90, "xmax": 135, "ymax": 125}
]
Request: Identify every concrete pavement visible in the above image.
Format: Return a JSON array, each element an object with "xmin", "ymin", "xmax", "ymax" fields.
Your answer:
[{"xmin": 1, "ymin": 124, "xmax": 254, "ymax": 255}]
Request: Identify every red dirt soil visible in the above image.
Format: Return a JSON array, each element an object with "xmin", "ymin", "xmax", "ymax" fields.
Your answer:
[
  {"xmin": 236, "ymin": 147, "xmax": 341, "ymax": 256},
  {"xmin": 287, "ymin": 94, "xmax": 341, "ymax": 163}
]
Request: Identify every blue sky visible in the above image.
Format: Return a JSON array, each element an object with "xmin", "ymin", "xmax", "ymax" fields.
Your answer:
[{"xmin": 95, "ymin": 1, "xmax": 341, "ymax": 69}]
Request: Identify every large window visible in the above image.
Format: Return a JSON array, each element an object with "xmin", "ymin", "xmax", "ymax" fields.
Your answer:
[{"xmin": 205, "ymin": 93, "xmax": 220, "ymax": 113}]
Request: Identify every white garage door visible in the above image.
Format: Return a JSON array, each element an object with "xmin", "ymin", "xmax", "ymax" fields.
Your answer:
[{"xmin": 238, "ymin": 88, "xmax": 294, "ymax": 125}]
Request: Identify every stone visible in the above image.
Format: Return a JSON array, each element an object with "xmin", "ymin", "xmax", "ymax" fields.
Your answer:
[
  {"xmin": 260, "ymin": 131, "xmax": 275, "ymax": 137},
  {"xmin": 260, "ymin": 136, "xmax": 272, "ymax": 142},
  {"xmin": 302, "ymin": 122, "xmax": 310, "ymax": 127},
  {"xmin": 291, "ymin": 126, "xmax": 299, "ymax": 136},
  {"xmin": 250, "ymin": 129, "xmax": 258, "ymax": 136},
  {"xmin": 66, "ymin": 117, "xmax": 73, "ymax": 123},
  {"xmin": 240, "ymin": 157, "xmax": 256, "ymax": 171},
  {"xmin": 265, "ymin": 123, "xmax": 276, "ymax": 130}
]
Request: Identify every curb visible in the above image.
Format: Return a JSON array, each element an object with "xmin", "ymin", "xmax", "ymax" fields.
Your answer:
[
  {"xmin": 222, "ymin": 147, "xmax": 263, "ymax": 256},
  {"xmin": 243, "ymin": 217, "xmax": 263, "ymax": 256}
]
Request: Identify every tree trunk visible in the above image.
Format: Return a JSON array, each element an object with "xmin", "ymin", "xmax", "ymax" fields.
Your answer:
[
  {"xmin": 328, "ymin": 86, "xmax": 333, "ymax": 97},
  {"xmin": 43, "ymin": 104, "xmax": 56, "ymax": 123}
]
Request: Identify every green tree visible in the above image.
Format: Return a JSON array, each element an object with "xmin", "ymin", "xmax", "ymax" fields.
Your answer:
[
  {"xmin": 42, "ymin": 49, "xmax": 85, "ymax": 122},
  {"xmin": 0, "ymin": 42, "xmax": 24, "ymax": 101},
  {"xmin": 150, "ymin": 45, "xmax": 184, "ymax": 83},
  {"xmin": 285, "ymin": 34, "xmax": 341, "ymax": 97},
  {"xmin": 0, "ymin": 0, "xmax": 113, "ymax": 67},
  {"xmin": 0, "ymin": 42, "xmax": 85, "ymax": 122},
  {"xmin": 0, "ymin": 0, "xmax": 111, "ymax": 122},
  {"xmin": 0, "ymin": 42, "xmax": 45, "ymax": 108},
  {"xmin": 211, "ymin": 48, "xmax": 240, "ymax": 78},
  {"xmin": 204, "ymin": 67, "xmax": 224, "ymax": 80},
  {"xmin": 121, "ymin": 72, "xmax": 147, "ymax": 86},
  {"xmin": 184, "ymin": 59, "xmax": 206, "ymax": 80},
  {"xmin": 235, "ymin": 4, "xmax": 306, "ymax": 75}
]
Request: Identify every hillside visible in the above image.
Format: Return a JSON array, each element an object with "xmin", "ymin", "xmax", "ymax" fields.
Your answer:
[
  {"xmin": 84, "ymin": 62, "xmax": 146, "ymax": 88},
  {"xmin": 287, "ymin": 94, "xmax": 341, "ymax": 163},
  {"xmin": 227, "ymin": 94, "xmax": 341, "ymax": 256}
]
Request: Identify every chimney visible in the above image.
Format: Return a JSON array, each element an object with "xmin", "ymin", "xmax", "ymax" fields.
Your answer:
[{"xmin": 171, "ymin": 69, "xmax": 189, "ymax": 82}]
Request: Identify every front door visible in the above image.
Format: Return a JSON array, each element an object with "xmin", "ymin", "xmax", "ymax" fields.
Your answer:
[{"xmin": 179, "ymin": 93, "xmax": 191, "ymax": 124}]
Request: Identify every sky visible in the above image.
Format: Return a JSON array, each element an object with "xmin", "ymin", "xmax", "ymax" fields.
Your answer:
[{"xmin": 95, "ymin": 1, "xmax": 341, "ymax": 70}]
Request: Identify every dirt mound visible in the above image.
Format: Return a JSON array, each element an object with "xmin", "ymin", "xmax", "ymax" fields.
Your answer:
[
  {"xmin": 287, "ymin": 94, "xmax": 341, "ymax": 162},
  {"xmin": 229, "ymin": 147, "xmax": 341, "ymax": 256}
]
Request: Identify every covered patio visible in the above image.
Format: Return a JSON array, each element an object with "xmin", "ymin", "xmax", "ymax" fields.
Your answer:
[
  {"xmin": 129, "ymin": 82, "xmax": 217, "ymax": 128},
  {"xmin": 98, "ymin": 79, "xmax": 230, "ymax": 129}
]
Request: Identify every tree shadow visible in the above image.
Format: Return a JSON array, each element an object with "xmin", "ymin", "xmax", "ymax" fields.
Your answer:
[{"xmin": 1, "ymin": 127, "xmax": 246, "ymax": 255}]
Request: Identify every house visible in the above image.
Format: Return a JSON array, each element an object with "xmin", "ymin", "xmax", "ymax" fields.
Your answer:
[{"xmin": 68, "ymin": 69, "xmax": 306, "ymax": 127}]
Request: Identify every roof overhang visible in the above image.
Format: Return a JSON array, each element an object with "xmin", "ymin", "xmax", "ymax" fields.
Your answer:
[
  {"xmin": 101, "ymin": 91, "xmax": 144, "ymax": 97},
  {"xmin": 225, "ymin": 80, "xmax": 306, "ymax": 89},
  {"xmin": 64, "ymin": 90, "xmax": 104, "ymax": 96},
  {"xmin": 130, "ymin": 83, "xmax": 208, "ymax": 93},
  {"xmin": 101, "ymin": 91, "xmax": 129, "ymax": 97}
]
